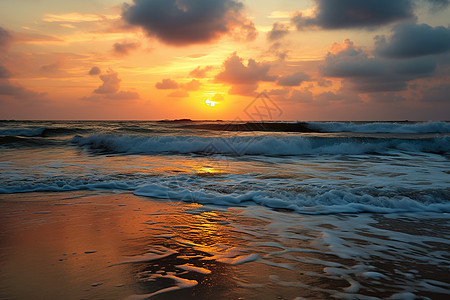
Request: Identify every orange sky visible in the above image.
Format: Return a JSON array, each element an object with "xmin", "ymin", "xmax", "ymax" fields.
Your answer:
[{"xmin": 0, "ymin": 0, "xmax": 449, "ymax": 120}]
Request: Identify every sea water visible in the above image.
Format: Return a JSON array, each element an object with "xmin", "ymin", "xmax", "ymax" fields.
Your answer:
[{"xmin": 0, "ymin": 120, "xmax": 449, "ymax": 298}]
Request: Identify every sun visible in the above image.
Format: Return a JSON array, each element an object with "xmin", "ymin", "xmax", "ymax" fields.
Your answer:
[{"xmin": 205, "ymin": 99, "xmax": 216, "ymax": 107}]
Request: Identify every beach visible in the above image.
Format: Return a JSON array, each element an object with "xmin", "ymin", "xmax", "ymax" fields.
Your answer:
[{"xmin": 1, "ymin": 191, "xmax": 449, "ymax": 300}]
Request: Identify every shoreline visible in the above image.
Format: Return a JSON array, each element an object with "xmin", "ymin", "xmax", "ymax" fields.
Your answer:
[{"xmin": 1, "ymin": 191, "xmax": 449, "ymax": 299}]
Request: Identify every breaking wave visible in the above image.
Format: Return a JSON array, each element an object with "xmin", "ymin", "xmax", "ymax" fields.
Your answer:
[{"xmin": 72, "ymin": 134, "xmax": 450, "ymax": 156}]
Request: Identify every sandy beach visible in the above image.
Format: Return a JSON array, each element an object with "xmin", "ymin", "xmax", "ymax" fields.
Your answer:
[{"xmin": 1, "ymin": 191, "xmax": 448, "ymax": 300}]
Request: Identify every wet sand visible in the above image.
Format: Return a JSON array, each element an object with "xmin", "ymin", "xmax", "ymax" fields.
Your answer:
[{"xmin": 0, "ymin": 192, "xmax": 449, "ymax": 300}]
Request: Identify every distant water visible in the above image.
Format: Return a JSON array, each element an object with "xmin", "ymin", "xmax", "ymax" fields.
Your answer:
[{"xmin": 1, "ymin": 120, "xmax": 449, "ymax": 214}]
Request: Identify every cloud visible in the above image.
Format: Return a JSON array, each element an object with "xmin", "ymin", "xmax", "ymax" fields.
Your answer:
[
  {"xmin": 40, "ymin": 61, "xmax": 64, "ymax": 73},
  {"xmin": 156, "ymin": 78, "xmax": 201, "ymax": 98},
  {"xmin": 421, "ymin": 83, "xmax": 450, "ymax": 102},
  {"xmin": 267, "ymin": 89, "xmax": 290, "ymax": 96},
  {"xmin": 320, "ymin": 39, "xmax": 437, "ymax": 92},
  {"xmin": 215, "ymin": 52, "xmax": 277, "ymax": 95},
  {"xmin": 277, "ymin": 71, "xmax": 310, "ymax": 86},
  {"xmin": 86, "ymin": 69, "xmax": 139, "ymax": 100},
  {"xmin": 266, "ymin": 42, "xmax": 288, "ymax": 60},
  {"xmin": 88, "ymin": 66, "xmax": 101, "ymax": 76},
  {"xmin": 0, "ymin": 79, "xmax": 46, "ymax": 100},
  {"xmin": 113, "ymin": 41, "xmax": 140, "ymax": 56},
  {"xmin": 43, "ymin": 13, "xmax": 120, "ymax": 23},
  {"xmin": 168, "ymin": 90, "xmax": 189, "ymax": 98},
  {"xmin": 155, "ymin": 78, "xmax": 179, "ymax": 89},
  {"xmin": 181, "ymin": 79, "xmax": 201, "ymax": 91},
  {"xmin": 189, "ymin": 65, "xmax": 213, "ymax": 78},
  {"xmin": 284, "ymin": 88, "xmax": 314, "ymax": 104},
  {"xmin": 0, "ymin": 27, "xmax": 12, "ymax": 47},
  {"xmin": 121, "ymin": 0, "xmax": 256, "ymax": 46},
  {"xmin": 94, "ymin": 70, "xmax": 121, "ymax": 94},
  {"xmin": 375, "ymin": 23, "xmax": 450, "ymax": 58},
  {"xmin": 13, "ymin": 32, "xmax": 63, "ymax": 44},
  {"xmin": 292, "ymin": 0, "xmax": 415, "ymax": 30},
  {"xmin": 424, "ymin": 0, "xmax": 450, "ymax": 10},
  {"xmin": 0, "ymin": 65, "xmax": 11, "ymax": 78},
  {"xmin": 267, "ymin": 22, "xmax": 289, "ymax": 41}
]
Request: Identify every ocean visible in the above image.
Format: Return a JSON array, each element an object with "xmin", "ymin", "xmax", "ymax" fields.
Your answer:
[{"xmin": 0, "ymin": 120, "xmax": 449, "ymax": 299}]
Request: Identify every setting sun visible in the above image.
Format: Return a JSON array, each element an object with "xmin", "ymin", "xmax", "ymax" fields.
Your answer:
[{"xmin": 205, "ymin": 99, "xmax": 216, "ymax": 107}]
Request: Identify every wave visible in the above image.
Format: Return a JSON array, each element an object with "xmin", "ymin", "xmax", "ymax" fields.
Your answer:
[
  {"xmin": 0, "ymin": 127, "xmax": 90, "ymax": 137},
  {"xmin": 1, "ymin": 175, "xmax": 448, "ymax": 214},
  {"xmin": 0, "ymin": 135, "xmax": 55, "ymax": 147},
  {"xmin": 134, "ymin": 184, "xmax": 450, "ymax": 215},
  {"xmin": 72, "ymin": 134, "xmax": 450, "ymax": 156},
  {"xmin": 306, "ymin": 121, "xmax": 450, "ymax": 134},
  {"xmin": 0, "ymin": 128, "xmax": 46, "ymax": 137}
]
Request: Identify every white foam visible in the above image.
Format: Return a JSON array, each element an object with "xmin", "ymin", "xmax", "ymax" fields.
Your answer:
[
  {"xmin": 176, "ymin": 264, "xmax": 211, "ymax": 274},
  {"xmin": 122, "ymin": 246, "xmax": 177, "ymax": 263},
  {"xmin": 127, "ymin": 274, "xmax": 197, "ymax": 300},
  {"xmin": 134, "ymin": 182, "xmax": 450, "ymax": 214}
]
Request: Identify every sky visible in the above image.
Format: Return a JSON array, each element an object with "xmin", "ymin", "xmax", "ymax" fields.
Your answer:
[{"xmin": 0, "ymin": 0, "xmax": 449, "ymax": 121}]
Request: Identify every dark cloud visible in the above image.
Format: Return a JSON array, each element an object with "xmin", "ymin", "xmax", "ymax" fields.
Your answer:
[
  {"xmin": 189, "ymin": 65, "xmax": 213, "ymax": 78},
  {"xmin": 423, "ymin": 0, "xmax": 450, "ymax": 10},
  {"xmin": 277, "ymin": 71, "xmax": 310, "ymax": 86},
  {"xmin": 113, "ymin": 41, "xmax": 140, "ymax": 56},
  {"xmin": 375, "ymin": 23, "xmax": 450, "ymax": 58},
  {"xmin": 155, "ymin": 78, "xmax": 179, "ymax": 89},
  {"xmin": 122, "ymin": 0, "xmax": 256, "ymax": 46},
  {"xmin": 0, "ymin": 27, "xmax": 12, "ymax": 47},
  {"xmin": 0, "ymin": 65, "xmax": 11, "ymax": 78},
  {"xmin": 267, "ymin": 22, "xmax": 289, "ymax": 41},
  {"xmin": 215, "ymin": 52, "xmax": 277, "ymax": 95},
  {"xmin": 94, "ymin": 70, "xmax": 121, "ymax": 94},
  {"xmin": 88, "ymin": 66, "xmax": 101, "ymax": 76},
  {"xmin": 292, "ymin": 0, "xmax": 415, "ymax": 30},
  {"xmin": 320, "ymin": 39, "xmax": 437, "ymax": 93}
]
